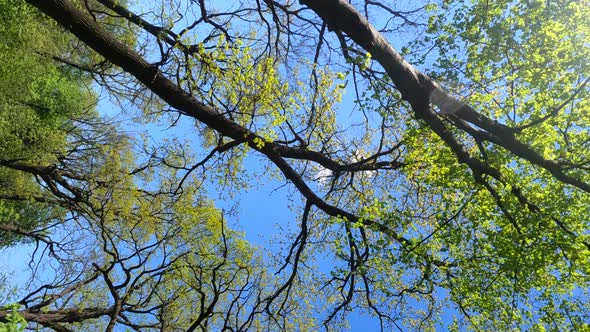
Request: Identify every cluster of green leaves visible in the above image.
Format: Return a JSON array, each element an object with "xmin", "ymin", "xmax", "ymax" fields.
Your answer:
[
  {"xmin": 162, "ymin": 34, "xmax": 347, "ymax": 189},
  {"xmin": 378, "ymin": 0, "xmax": 590, "ymax": 329},
  {"xmin": 288, "ymin": 0, "xmax": 590, "ymax": 329},
  {"xmin": 0, "ymin": 2, "xmax": 284, "ymax": 330},
  {"xmin": 4, "ymin": 0, "xmax": 589, "ymax": 330},
  {"xmin": 131, "ymin": 1, "xmax": 590, "ymax": 329},
  {"xmin": 0, "ymin": 0, "xmax": 95, "ymax": 247},
  {"xmin": 0, "ymin": 304, "xmax": 25, "ymax": 332}
]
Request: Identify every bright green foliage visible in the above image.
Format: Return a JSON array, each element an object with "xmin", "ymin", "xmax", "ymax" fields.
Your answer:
[
  {"xmin": 377, "ymin": 0, "xmax": 590, "ymax": 329},
  {"xmin": 183, "ymin": 36, "xmax": 343, "ymax": 145},
  {"xmin": 3, "ymin": 0, "xmax": 590, "ymax": 331},
  {"xmin": 164, "ymin": 34, "xmax": 345, "ymax": 190},
  {"xmin": 264, "ymin": 0, "xmax": 590, "ymax": 329},
  {"xmin": 0, "ymin": 3, "xmax": 296, "ymax": 330},
  {"xmin": 153, "ymin": 2, "xmax": 590, "ymax": 329},
  {"xmin": 0, "ymin": 305, "xmax": 25, "ymax": 332},
  {"xmin": 0, "ymin": 0, "xmax": 96, "ymax": 247},
  {"xmin": 16, "ymin": 135, "xmax": 311, "ymax": 330}
]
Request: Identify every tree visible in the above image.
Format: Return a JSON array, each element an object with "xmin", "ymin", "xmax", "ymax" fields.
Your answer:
[
  {"xmin": 0, "ymin": 2, "xmax": 307, "ymax": 331},
  {"xmin": 0, "ymin": 0, "xmax": 83, "ymax": 247},
  {"xmin": 2, "ymin": 0, "xmax": 590, "ymax": 330}
]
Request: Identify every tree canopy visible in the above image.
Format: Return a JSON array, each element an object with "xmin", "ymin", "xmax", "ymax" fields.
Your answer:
[{"xmin": 1, "ymin": 0, "xmax": 589, "ymax": 330}]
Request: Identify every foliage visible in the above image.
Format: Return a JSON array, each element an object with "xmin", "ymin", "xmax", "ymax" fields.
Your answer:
[
  {"xmin": 0, "ymin": 1, "xmax": 296, "ymax": 331},
  {"xmin": 0, "ymin": 305, "xmax": 25, "ymax": 332},
  {"xmin": 1, "ymin": 0, "xmax": 589, "ymax": 330},
  {"xmin": 0, "ymin": 0, "xmax": 94, "ymax": 247}
]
